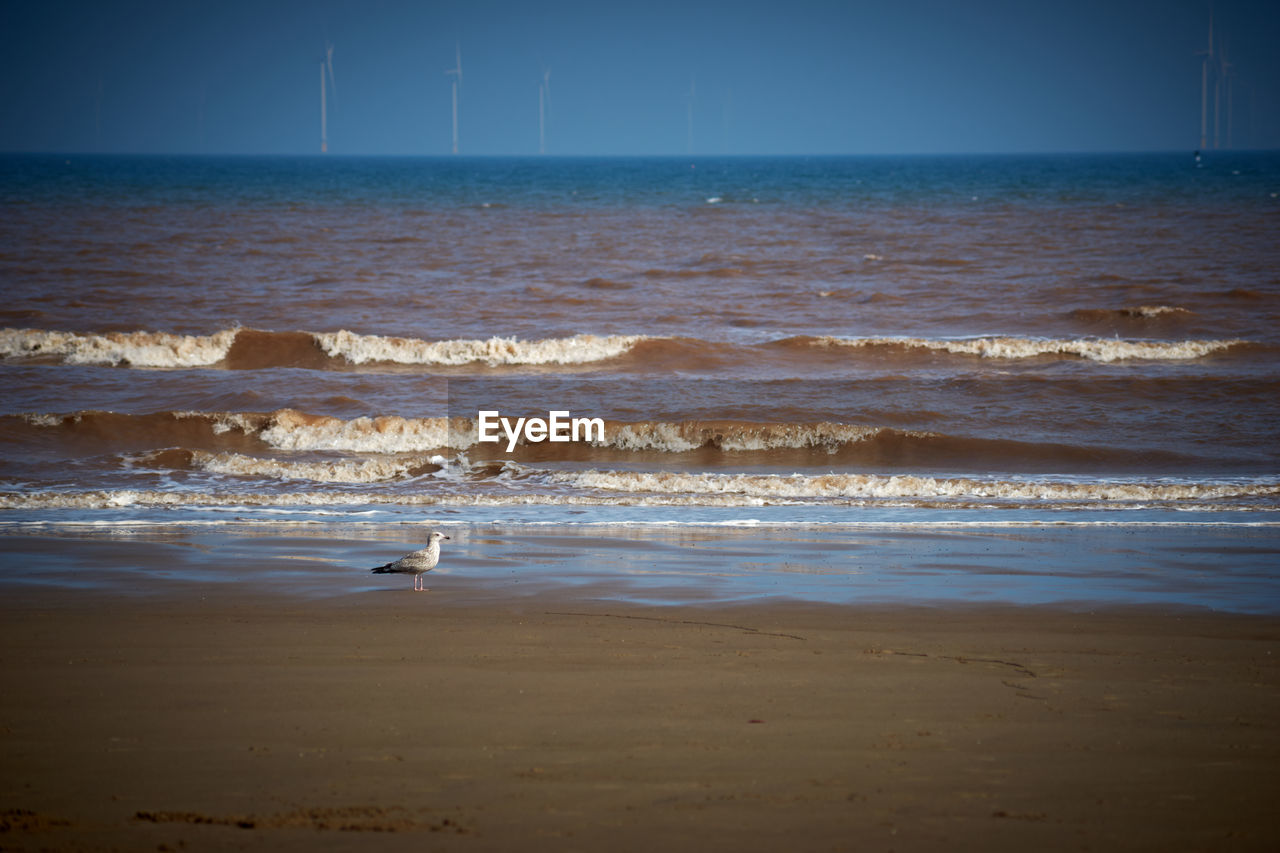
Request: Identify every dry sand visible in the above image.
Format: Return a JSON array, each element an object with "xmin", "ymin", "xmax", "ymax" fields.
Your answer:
[{"xmin": 2, "ymin": 585, "xmax": 1278, "ymax": 852}]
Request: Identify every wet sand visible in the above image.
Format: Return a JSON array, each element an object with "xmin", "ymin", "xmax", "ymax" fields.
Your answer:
[{"xmin": 2, "ymin": 581, "xmax": 1279, "ymax": 851}]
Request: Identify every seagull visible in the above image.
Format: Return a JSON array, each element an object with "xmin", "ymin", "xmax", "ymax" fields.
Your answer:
[{"xmin": 370, "ymin": 531, "xmax": 450, "ymax": 591}]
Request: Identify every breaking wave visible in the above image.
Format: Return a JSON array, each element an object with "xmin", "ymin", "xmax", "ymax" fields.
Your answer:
[
  {"xmin": 594, "ymin": 420, "xmax": 893, "ymax": 453},
  {"xmin": 1070, "ymin": 305, "xmax": 1195, "ymax": 321},
  {"xmin": 549, "ymin": 468, "xmax": 1280, "ymax": 504},
  {"xmin": 0, "ymin": 327, "xmax": 651, "ymax": 369},
  {"xmin": 2, "ymin": 327, "xmax": 1257, "ymax": 371},
  {"xmin": 312, "ymin": 330, "xmax": 649, "ymax": 366},
  {"xmin": 11, "ymin": 409, "xmax": 471, "ymax": 454},
  {"xmin": 0, "ymin": 489, "xmax": 782, "ymax": 510},
  {"xmin": 1119, "ymin": 305, "xmax": 1191, "ymax": 318},
  {"xmin": 11, "ymin": 410, "xmax": 906, "ymax": 456},
  {"xmin": 7, "ymin": 410, "xmax": 1213, "ymax": 473},
  {"xmin": 130, "ymin": 449, "xmax": 444, "ymax": 484},
  {"xmin": 227, "ymin": 411, "xmax": 468, "ymax": 453},
  {"xmin": 805, "ymin": 335, "xmax": 1248, "ymax": 363},
  {"xmin": 0, "ymin": 328, "xmax": 237, "ymax": 367},
  {"xmin": 4, "ymin": 468, "xmax": 1277, "ymax": 512}
]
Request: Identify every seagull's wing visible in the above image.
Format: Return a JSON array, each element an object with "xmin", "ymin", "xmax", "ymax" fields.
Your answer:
[{"xmin": 370, "ymin": 556, "xmax": 407, "ymax": 574}]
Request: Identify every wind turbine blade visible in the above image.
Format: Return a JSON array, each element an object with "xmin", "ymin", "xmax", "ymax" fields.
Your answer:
[{"xmin": 319, "ymin": 42, "xmax": 336, "ymax": 111}]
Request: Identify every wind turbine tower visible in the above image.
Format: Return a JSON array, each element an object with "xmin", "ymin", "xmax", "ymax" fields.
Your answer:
[
  {"xmin": 319, "ymin": 41, "xmax": 335, "ymax": 153},
  {"xmin": 1218, "ymin": 35, "xmax": 1233, "ymax": 149},
  {"xmin": 1213, "ymin": 31, "xmax": 1223, "ymax": 149},
  {"xmin": 539, "ymin": 68, "xmax": 551, "ymax": 155},
  {"xmin": 1223, "ymin": 50, "xmax": 1234, "ymax": 149},
  {"xmin": 446, "ymin": 44, "xmax": 463, "ymax": 154}
]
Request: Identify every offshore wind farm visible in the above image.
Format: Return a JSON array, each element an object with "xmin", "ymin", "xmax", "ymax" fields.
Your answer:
[
  {"xmin": 9, "ymin": 1, "xmax": 1270, "ymax": 156},
  {"xmin": 290, "ymin": 8, "xmax": 1271, "ymax": 159}
]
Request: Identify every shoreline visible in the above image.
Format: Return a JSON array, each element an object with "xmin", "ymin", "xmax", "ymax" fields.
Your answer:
[
  {"xmin": 3, "ymin": 586, "xmax": 1279, "ymax": 851},
  {"xmin": 3, "ymin": 517, "xmax": 1279, "ymax": 612}
]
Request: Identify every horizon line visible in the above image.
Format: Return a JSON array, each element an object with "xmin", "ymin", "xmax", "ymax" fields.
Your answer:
[{"xmin": 4, "ymin": 148, "xmax": 1276, "ymax": 159}]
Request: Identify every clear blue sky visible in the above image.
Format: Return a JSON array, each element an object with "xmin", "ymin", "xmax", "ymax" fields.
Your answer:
[{"xmin": 1, "ymin": 0, "xmax": 1275, "ymax": 156}]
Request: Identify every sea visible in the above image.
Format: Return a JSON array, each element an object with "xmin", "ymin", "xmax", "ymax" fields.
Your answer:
[{"xmin": 2, "ymin": 152, "xmax": 1279, "ymax": 608}]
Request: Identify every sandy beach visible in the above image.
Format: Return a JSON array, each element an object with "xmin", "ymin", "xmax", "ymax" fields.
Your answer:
[{"xmin": 3, "ymin": 574, "xmax": 1278, "ymax": 852}]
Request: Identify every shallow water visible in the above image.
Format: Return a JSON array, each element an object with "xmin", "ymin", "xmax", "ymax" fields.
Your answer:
[{"xmin": 2, "ymin": 521, "xmax": 1278, "ymax": 612}]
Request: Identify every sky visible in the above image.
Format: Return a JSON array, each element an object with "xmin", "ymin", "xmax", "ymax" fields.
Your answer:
[{"xmin": 0, "ymin": 0, "xmax": 1276, "ymax": 156}]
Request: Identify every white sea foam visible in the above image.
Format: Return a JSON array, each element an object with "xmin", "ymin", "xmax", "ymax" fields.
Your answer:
[
  {"xmin": 168, "ymin": 410, "xmax": 472, "ymax": 453},
  {"xmin": 550, "ymin": 469, "xmax": 1280, "ymax": 503},
  {"xmin": 0, "ymin": 328, "xmax": 237, "ymax": 367},
  {"xmin": 185, "ymin": 450, "xmax": 438, "ymax": 484},
  {"xmin": 245, "ymin": 410, "xmax": 469, "ymax": 453},
  {"xmin": 813, "ymin": 335, "xmax": 1245, "ymax": 363},
  {"xmin": 0, "ymin": 327, "xmax": 651, "ymax": 369},
  {"xmin": 5, "ymin": 473, "xmax": 1274, "ymax": 507},
  {"xmin": 313, "ymin": 330, "xmax": 649, "ymax": 366},
  {"xmin": 1121, "ymin": 305, "xmax": 1193, "ymax": 318},
  {"xmin": 4, "ymin": 327, "xmax": 1244, "ymax": 369},
  {"xmin": 20, "ymin": 412, "xmax": 63, "ymax": 428},
  {"xmin": 12, "ymin": 409, "xmax": 911, "ymax": 457},
  {"xmin": 598, "ymin": 421, "xmax": 891, "ymax": 453},
  {"xmin": 4, "ymin": 516, "xmax": 1277, "ymax": 532},
  {"xmin": 0, "ymin": 489, "xmax": 761, "ymax": 510}
]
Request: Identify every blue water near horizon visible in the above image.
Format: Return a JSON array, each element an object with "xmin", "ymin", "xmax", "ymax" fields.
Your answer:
[{"xmin": 5, "ymin": 150, "xmax": 1280, "ymax": 211}]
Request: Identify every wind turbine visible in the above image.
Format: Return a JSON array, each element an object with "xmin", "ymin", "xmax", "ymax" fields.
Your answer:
[
  {"xmin": 1197, "ymin": 11, "xmax": 1215, "ymax": 151},
  {"xmin": 685, "ymin": 75, "xmax": 696, "ymax": 155},
  {"xmin": 319, "ymin": 41, "xmax": 336, "ymax": 153},
  {"xmin": 446, "ymin": 43, "xmax": 462, "ymax": 154},
  {"xmin": 1220, "ymin": 38, "xmax": 1233, "ymax": 149},
  {"xmin": 538, "ymin": 68, "xmax": 551, "ymax": 155}
]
